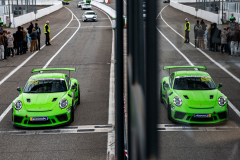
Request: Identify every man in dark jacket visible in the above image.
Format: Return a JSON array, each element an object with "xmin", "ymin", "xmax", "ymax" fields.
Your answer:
[
  {"xmin": 0, "ymin": 34, "xmax": 5, "ymax": 60},
  {"xmin": 35, "ymin": 23, "xmax": 41, "ymax": 50},
  {"xmin": 27, "ymin": 22, "xmax": 33, "ymax": 42},
  {"xmin": 230, "ymin": 26, "xmax": 239, "ymax": 56},
  {"xmin": 3, "ymin": 32, "xmax": 8, "ymax": 59},
  {"xmin": 194, "ymin": 20, "xmax": 200, "ymax": 48},
  {"xmin": 211, "ymin": 23, "xmax": 221, "ymax": 52},
  {"xmin": 30, "ymin": 28, "xmax": 37, "ymax": 53},
  {"xmin": 15, "ymin": 26, "xmax": 23, "ymax": 55}
]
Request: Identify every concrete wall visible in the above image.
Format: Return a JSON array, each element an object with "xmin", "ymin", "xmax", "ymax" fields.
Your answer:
[
  {"xmin": 172, "ymin": 0, "xmax": 225, "ymax": 3},
  {"xmin": 12, "ymin": 1, "xmax": 62, "ymax": 28},
  {"xmin": 170, "ymin": 1, "xmax": 221, "ymax": 24},
  {"xmin": 1, "ymin": 0, "xmax": 60, "ymax": 5},
  {"xmin": 91, "ymin": 0, "xmax": 116, "ymax": 18}
]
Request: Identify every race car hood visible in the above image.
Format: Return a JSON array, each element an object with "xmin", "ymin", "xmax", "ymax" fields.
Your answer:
[
  {"xmin": 21, "ymin": 92, "xmax": 66, "ymax": 111},
  {"xmin": 174, "ymin": 90, "xmax": 221, "ymax": 108},
  {"xmin": 84, "ymin": 15, "xmax": 95, "ymax": 18}
]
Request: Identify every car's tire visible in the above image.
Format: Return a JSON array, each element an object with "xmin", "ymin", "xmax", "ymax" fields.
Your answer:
[
  {"xmin": 160, "ymin": 85, "xmax": 163, "ymax": 104},
  {"xmin": 71, "ymin": 101, "xmax": 75, "ymax": 122},
  {"xmin": 167, "ymin": 99, "xmax": 172, "ymax": 121},
  {"xmin": 77, "ymin": 85, "xmax": 80, "ymax": 105}
]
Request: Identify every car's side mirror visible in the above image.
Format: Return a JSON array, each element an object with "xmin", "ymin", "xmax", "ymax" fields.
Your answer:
[
  {"xmin": 217, "ymin": 83, "xmax": 222, "ymax": 89},
  {"xmin": 71, "ymin": 85, "xmax": 77, "ymax": 90},
  {"xmin": 164, "ymin": 83, "xmax": 170, "ymax": 89},
  {"xmin": 17, "ymin": 87, "xmax": 22, "ymax": 93}
]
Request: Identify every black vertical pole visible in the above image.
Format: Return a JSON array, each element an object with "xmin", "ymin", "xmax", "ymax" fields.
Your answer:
[
  {"xmin": 116, "ymin": 0, "xmax": 124, "ymax": 159},
  {"xmin": 146, "ymin": 0, "xmax": 158, "ymax": 159}
]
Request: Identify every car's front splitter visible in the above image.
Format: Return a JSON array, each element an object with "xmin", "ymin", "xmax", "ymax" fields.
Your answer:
[
  {"xmin": 170, "ymin": 106, "xmax": 228, "ymax": 124},
  {"xmin": 13, "ymin": 110, "xmax": 71, "ymax": 128}
]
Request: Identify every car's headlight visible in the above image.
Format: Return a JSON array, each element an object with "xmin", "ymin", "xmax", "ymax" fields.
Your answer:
[
  {"xmin": 59, "ymin": 99, "xmax": 68, "ymax": 109},
  {"xmin": 173, "ymin": 97, "xmax": 182, "ymax": 107},
  {"xmin": 218, "ymin": 97, "xmax": 226, "ymax": 107},
  {"xmin": 14, "ymin": 100, "xmax": 22, "ymax": 110}
]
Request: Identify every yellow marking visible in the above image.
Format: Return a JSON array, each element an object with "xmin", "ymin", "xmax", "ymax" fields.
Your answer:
[
  {"xmin": 209, "ymin": 114, "xmax": 211, "ymax": 117},
  {"xmin": 28, "ymin": 80, "xmax": 39, "ymax": 85},
  {"xmin": 201, "ymin": 77, "xmax": 211, "ymax": 82},
  {"xmin": 30, "ymin": 117, "xmax": 32, "ymax": 121}
]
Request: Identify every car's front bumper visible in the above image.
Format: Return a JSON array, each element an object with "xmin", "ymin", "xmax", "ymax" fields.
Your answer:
[
  {"xmin": 170, "ymin": 104, "xmax": 228, "ymax": 124},
  {"xmin": 12, "ymin": 108, "xmax": 71, "ymax": 128},
  {"xmin": 83, "ymin": 18, "xmax": 97, "ymax": 21}
]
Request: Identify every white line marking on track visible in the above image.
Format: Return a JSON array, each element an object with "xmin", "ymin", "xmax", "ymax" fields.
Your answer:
[
  {"xmin": 157, "ymin": 5, "xmax": 240, "ymax": 118},
  {"xmin": 80, "ymin": 26, "xmax": 112, "ymax": 28},
  {"xmin": 0, "ymin": 125, "xmax": 113, "ymax": 135},
  {"xmin": 92, "ymin": 6, "xmax": 115, "ymax": 160},
  {"xmin": 157, "ymin": 124, "xmax": 239, "ymax": 131},
  {"xmin": 0, "ymin": 7, "xmax": 81, "ymax": 123},
  {"xmin": 158, "ymin": 5, "xmax": 240, "ymax": 84},
  {"xmin": 42, "ymin": 7, "xmax": 81, "ymax": 69},
  {"xmin": 0, "ymin": 7, "xmax": 74, "ymax": 87},
  {"xmin": 66, "ymin": 27, "xmax": 79, "ymax": 28}
]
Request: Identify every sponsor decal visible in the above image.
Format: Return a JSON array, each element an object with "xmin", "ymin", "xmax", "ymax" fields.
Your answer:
[
  {"xmin": 194, "ymin": 114, "xmax": 211, "ymax": 118},
  {"xmin": 30, "ymin": 117, "xmax": 48, "ymax": 121}
]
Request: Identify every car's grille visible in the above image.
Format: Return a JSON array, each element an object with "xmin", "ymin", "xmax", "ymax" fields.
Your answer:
[
  {"xmin": 14, "ymin": 116, "xmax": 23, "ymax": 123},
  {"xmin": 174, "ymin": 112, "xmax": 186, "ymax": 119},
  {"xmin": 28, "ymin": 120, "xmax": 52, "ymax": 125},
  {"xmin": 190, "ymin": 117, "xmax": 213, "ymax": 122},
  {"xmin": 56, "ymin": 114, "xmax": 68, "ymax": 122},
  {"xmin": 218, "ymin": 111, "xmax": 227, "ymax": 119}
]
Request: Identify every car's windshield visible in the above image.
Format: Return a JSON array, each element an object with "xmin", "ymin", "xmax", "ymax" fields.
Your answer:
[
  {"xmin": 173, "ymin": 76, "xmax": 216, "ymax": 90},
  {"xmin": 86, "ymin": 12, "xmax": 95, "ymax": 15},
  {"xmin": 84, "ymin": 4, "xmax": 90, "ymax": 6},
  {"xmin": 24, "ymin": 79, "xmax": 67, "ymax": 93}
]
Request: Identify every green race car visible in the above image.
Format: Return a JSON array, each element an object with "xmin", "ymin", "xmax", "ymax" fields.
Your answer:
[
  {"xmin": 12, "ymin": 68, "xmax": 80, "ymax": 128},
  {"xmin": 160, "ymin": 66, "xmax": 228, "ymax": 124}
]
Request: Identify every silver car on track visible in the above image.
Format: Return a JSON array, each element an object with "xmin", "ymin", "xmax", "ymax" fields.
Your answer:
[
  {"xmin": 81, "ymin": 3, "xmax": 92, "ymax": 10},
  {"xmin": 82, "ymin": 11, "xmax": 97, "ymax": 22}
]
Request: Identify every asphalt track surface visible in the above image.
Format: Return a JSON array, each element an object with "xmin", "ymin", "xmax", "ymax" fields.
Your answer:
[
  {"xmin": 157, "ymin": 2, "xmax": 240, "ymax": 160},
  {"xmin": 0, "ymin": 1, "xmax": 112, "ymax": 159}
]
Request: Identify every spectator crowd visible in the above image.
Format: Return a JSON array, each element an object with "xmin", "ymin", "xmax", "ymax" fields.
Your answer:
[
  {"xmin": 193, "ymin": 15, "xmax": 240, "ymax": 57},
  {"xmin": 0, "ymin": 22, "xmax": 41, "ymax": 61}
]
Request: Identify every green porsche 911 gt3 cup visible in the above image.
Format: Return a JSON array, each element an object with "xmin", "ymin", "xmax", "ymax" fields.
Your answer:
[
  {"xmin": 160, "ymin": 66, "xmax": 228, "ymax": 124},
  {"xmin": 12, "ymin": 68, "xmax": 80, "ymax": 128}
]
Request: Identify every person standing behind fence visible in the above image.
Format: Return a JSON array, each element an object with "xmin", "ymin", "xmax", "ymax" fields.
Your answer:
[
  {"xmin": 7, "ymin": 31, "xmax": 14, "ymax": 57},
  {"xmin": 220, "ymin": 27, "xmax": 228, "ymax": 54},
  {"xmin": 0, "ymin": 33, "xmax": 4, "ymax": 61},
  {"xmin": 15, "ymin": 26, "xmax": 23, "ymax": 55},
  {"xmin": 194, "ymin": 20, "xmax": 199, "ymax": 48},
  {"xmin": 198, "ymin": 25, "xmax": 205, "ymax": 50},
  {"xmin": 30, "ymin": 28, "xmax": 37, "ymax": 53},
  {"xmin": 27, "ymin": 22, "xmax": 33, "ymax": 43},
  {"xmin": 230, "ymin": 26, "xmax": 239, "ymax": 57},
  {"xmin": 35, "ymin": 23, "xmax": 41, "ymax": 50},
  {"xmin": 184, "ymin": 18, "xmax": 190, "ymax": 43},
  {"xmin": 230, "ymin": 13, "xmax": 235, "ymax": 23},
  {"xmin": 21, "ymin": 27, "xmax": 27, "ymax": 54}
]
